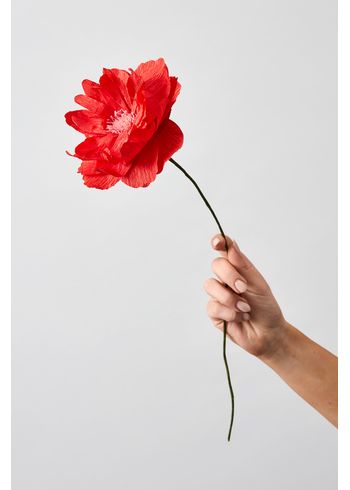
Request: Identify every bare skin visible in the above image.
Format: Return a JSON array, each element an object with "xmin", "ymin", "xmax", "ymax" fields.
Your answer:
[{"xmin": 204, "ymin": 234, "xmax": 338, "ymax": 427}]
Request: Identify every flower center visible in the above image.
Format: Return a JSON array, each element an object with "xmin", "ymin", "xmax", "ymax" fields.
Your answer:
[{"xmin": 106, "ymin": 109, "xmax": 135, "ymax": 134}]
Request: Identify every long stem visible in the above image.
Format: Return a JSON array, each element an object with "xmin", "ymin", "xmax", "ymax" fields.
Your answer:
[{"xmin": 169, "ymin": 157, "xmax": 234, "ymax": 441}]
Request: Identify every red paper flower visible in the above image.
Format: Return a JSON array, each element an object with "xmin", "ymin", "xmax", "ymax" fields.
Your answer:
[{"xmin": 65, "ymin": 58, "xmax": 184, "ymax": 189}]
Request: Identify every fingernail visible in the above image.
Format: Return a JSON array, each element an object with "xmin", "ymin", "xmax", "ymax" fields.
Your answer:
[
  {"xmin": 237, "ymin": 300, "xmax": 251, "ymax": 312},
  {"xmin": 243, "ymin": 313, "xmax": 250, "ymax": 321},
  {"xmin": 235, "ymin": 279, "xmax": 247, "ymax": 293},
  {"xmin": 212, "ymin": 237, "xmax": 221, "ymax": 248}
]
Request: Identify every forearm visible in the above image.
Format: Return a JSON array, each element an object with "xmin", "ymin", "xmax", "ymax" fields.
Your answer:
[{"xmin": 260, "ymin": 323, "xmax": 338, "ymax": 426}]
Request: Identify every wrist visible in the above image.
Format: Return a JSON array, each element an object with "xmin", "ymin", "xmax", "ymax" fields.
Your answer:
[{"xmin": 258, "ymin": 321, "xmax": 299, "ymax": 366}]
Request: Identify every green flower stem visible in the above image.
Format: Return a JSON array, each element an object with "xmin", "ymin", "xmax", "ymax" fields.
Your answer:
[{"xmin": 169, "ymin": 157, "xmax": 234, "ymax": 442}]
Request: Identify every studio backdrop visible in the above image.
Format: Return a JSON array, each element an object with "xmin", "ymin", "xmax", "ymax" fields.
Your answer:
[{"xmin": 12, "ymin": 1, "xmax": 337, "ymax": 489}]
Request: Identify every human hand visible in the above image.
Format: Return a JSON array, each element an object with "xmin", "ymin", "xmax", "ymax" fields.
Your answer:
[{"xmin": 204, "ymin": 235, "xmax": 287, "ymax": 359}]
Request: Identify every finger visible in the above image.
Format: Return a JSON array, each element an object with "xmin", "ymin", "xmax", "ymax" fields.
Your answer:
[
  {"xmin": 211, "ymin": 235, "xmax": 269, "ymax": 291},
  {"xmin": 204, "ymin": 278, "xmax": 251, "ymax": 312},
  {"xmin": 211, "ymin": 257, "xmax": 251, "ymax": 296},
  {"xmin": 207, "ymin": 299, "xmax": 248, "ymax": 323},
  {"xmin": 212, "ymin": 234, "xmax": 253, "ymax": 272},
  {"xmin": 211, "ymin": 315, "xmax": 250, "ymax": 345}
]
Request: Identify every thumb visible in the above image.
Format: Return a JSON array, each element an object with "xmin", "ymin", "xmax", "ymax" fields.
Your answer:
[{"xmin": 211, "ymin": 234, "xmax": 269, "ymax": 292}]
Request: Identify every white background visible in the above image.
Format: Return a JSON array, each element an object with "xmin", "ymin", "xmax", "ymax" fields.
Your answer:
[{"xmin": 12, "ymin": 1, "xmax": 338, "ymax": 489}]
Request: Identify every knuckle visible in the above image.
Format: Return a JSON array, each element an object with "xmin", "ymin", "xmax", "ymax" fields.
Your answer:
[
  {"xmin": 239, "ymin": 262, "xmax": 252, "ymax": 272},
  {"xmin": 211, "ymin": 257, "xmax": 220, "ymax": 272},
  {"xmin": 203, "ymin": 278, "xmax": 212, "ymax": 292},
  {"xmin": 211, "ymin": 256, "xmax": 227, "ymax": 273},
  {"xmin": 206, "ymin": 300, "xmax": 215, "ymax": 317},
  {"xmin": 207, "ymin": 300, "xmax": 220, "ymax": 318},
  {"xmin": 234, "ymin": 255, "xmax": 252, "ymax": 273}
]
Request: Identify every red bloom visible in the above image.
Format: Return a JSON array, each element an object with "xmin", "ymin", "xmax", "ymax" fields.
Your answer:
[{"xmin": 65, "ymin": 58, "xmax": 184, "ymax": 189}]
